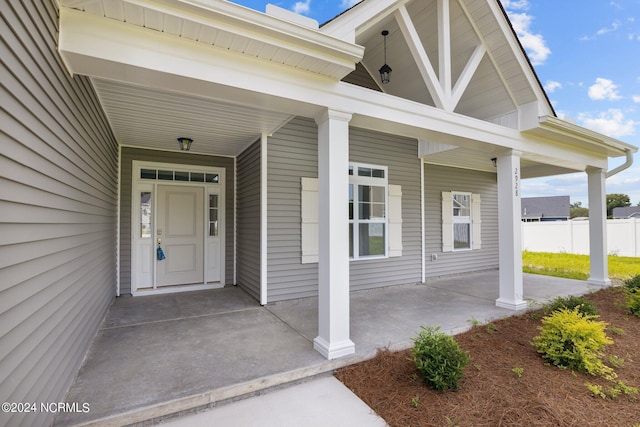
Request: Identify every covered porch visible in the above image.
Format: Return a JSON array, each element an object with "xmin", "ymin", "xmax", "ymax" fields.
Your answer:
[
  {"xmin": 55, "ymin": 271, "xmax": 593, "ymax": 426},
  {"xmin": 56, "ymin": 0, "xmax": 630, "ymax": 362}
]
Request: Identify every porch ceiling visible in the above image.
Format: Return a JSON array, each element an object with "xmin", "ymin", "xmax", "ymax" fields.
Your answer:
[
  {"xmin": 92, "ymin": 78, "xmax": 292, "ymax": 156},
  {"xmin": 419, "ymin": 146, "xmax": 580, "ymax": 179}
]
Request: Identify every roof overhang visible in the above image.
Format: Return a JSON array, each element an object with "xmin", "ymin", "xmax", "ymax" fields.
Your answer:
[
  {"xmin": 58, "ymin": 0, "xmax": 364, "ymax": 80},
  {"xmin": 523, "ymin": 115, "xmax": 638, "ymax": 158}
]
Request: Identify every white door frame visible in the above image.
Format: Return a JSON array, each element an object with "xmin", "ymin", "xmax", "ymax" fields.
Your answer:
[{"xmin": 131, "ymin": 161, "xmax": 225, "ymax": 296}]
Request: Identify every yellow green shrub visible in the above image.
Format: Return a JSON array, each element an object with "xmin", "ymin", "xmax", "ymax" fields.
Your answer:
[
  {"xmin": 624, "ymin": 275, "xmax": 640, "ymax": 317},
  {"xmin": 531, "ymin": 308, "xmax": 613, "ymax": 376}
]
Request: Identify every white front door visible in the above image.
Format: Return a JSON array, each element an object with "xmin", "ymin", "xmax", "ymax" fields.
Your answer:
[
  {"xmin": 157, "ymin": 185, "xmax": 204, "ymax": 286},
  {"xmin": 131, "ymin": 162, "xmax": 226, "ymax": 295}
]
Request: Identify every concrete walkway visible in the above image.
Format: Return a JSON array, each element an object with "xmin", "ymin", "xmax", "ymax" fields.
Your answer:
[
  {"xmin": 54, "ymin": 271, "xmax": 595, "ymax": 426},
  {"xmin": 159, "ymin": 376, "xmax": 387, "ymax": 427}
]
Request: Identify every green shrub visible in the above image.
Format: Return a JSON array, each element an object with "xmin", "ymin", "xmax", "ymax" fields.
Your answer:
[
  {"xmin": 412, "ymin": 326, "xmax": 471, "ymax": 391},
  {"xmin": 543, "ymin": 295, "xmax": 598, "ymax": 316},
  {"xmin": 624, "ymin": 274, "xmax": 640, "ymax": 292},
  {"xmin": 531, "ymin": 308, "xmax": 613, "ymax": 376},
  {"xmin": 624, "ymin": 275, "xmax": 640, "ymax": 317},
  {"xmin": 625, "ymin": 289, "xmax": 640, "ymax": 317}
]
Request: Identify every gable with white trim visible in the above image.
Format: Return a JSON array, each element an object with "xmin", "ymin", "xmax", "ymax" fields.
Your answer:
[{"xmin": 329, "ymin": 0, "xmax": 552, "ymax": 129}]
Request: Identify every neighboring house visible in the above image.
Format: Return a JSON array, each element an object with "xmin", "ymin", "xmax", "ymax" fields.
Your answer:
[
  {"xmin": 521, "ymin": 196, "xmax": 571, "ymax": 222},
  {"xmin": 613, "ymin": 206, "xmax": 640, "ymax": 219},
  {"xmin": 2, "ymin": 0, "xmax": 638, "ymax": 425}
]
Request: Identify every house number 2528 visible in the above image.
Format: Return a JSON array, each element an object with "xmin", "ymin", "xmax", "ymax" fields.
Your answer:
[{"xmin": 514, "ymin": 167, "xmax": 520, "ymax": 197}]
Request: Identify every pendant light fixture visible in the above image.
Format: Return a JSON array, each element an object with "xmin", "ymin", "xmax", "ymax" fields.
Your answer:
[{"xmin": 379, "ymin": 30, "xmax": 392, "ymax": 84}]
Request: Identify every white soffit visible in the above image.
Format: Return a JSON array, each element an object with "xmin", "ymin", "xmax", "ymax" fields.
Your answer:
[{"xmin": 58, "ymin": 0, "xmax": 364, "ymax": 80}]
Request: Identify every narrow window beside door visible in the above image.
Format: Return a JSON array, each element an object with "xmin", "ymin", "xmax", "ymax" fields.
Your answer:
[
  {"xmin": 141, "ymin": 192, "xmax": 152, "ymax": 238},
  {"xmin": 209, "ymin": 194, "xmax": 219, "ymax": 237}
]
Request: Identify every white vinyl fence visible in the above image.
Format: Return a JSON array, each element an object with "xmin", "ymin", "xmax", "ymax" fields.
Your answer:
[{"xmin": 522, "ymin": 218, "xmax": 640, "ymax": 257}]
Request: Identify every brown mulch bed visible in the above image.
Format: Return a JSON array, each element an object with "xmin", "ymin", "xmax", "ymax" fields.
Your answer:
[{"xmin": 336, "ymin": 287, "xmax": 640, "ymax": 427}]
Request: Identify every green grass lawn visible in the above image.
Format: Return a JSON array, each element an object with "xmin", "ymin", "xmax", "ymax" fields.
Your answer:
[{"xmin": 523, "ymin": 251, "xmax": 640, "ymax": 282}]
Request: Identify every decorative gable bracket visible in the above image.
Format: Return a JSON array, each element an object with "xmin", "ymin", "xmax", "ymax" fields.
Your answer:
[{"xmin": 394, "ymin": 0, "xmax": 486, "ymax": 112}]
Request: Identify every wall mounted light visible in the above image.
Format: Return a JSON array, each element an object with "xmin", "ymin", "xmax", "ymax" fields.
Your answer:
[
  {"xmin": 177, "ymin": 137, "xmax": 193, "ymax": 151},
  {"xmin": 379, "ymin": 30, "xmax": 392, "ymax": 84},
  {"xmin": 491, "ymin": 157, "xmax": 497, "ymax": 167}
]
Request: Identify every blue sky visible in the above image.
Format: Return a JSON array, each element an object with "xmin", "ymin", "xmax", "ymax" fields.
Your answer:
[{"xmin": 229, "ymin": 0, "xmax": 640, "ymax": 206}]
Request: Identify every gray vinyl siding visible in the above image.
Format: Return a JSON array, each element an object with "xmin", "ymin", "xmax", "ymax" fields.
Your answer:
[
  {"xmin": 423, "ymin": 164, "xmax": 499, "ymax": 277},
  {"xmin": 266, "ymin": 117, "xmax": 422, "ymax": 302},
  {"xmin": 342, "ymin": 62, "xmax": 383, "ymax": 91},
  {"xmin": 349, "ymin": 128, "xmax": 422, "ymax": 291},
  {"xmin": 236, "ymin": 140, "xmax": 261, "ymax": 301},
  {"xmin": 119, "ymin": 147, "xmax": 235, "ymax": 294},
  {"xmin": 267, "ymin": 117, "xmax": 319, "ymax": 301},
  {"xmin": 1, "ymin": 1, "xmax": 119, "ymax": 426}
]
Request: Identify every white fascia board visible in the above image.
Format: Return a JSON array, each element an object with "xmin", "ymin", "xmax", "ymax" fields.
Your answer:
[
  {"xmin": 59, "ymin": 8, "xmax": 609, "ymax": 170},
  {"xmin": 533, "ymin": 116, "xmax": 638, "ymax": 157},
  {"xmin": 171, "ymin": 0, "xmax": 364, "ymax": 61},
  {"xmin": 65, "ymin": 1, "xmax": 363, "ymax": 79}
]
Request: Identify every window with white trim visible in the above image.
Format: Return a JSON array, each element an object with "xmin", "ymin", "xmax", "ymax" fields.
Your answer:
[
  {"xmin": 442, "ymin": 191, "xmax": 481, "ymax": 252},
  {"xmin": 300, "ymin": 164, "xmax": 402, "ymax": 264},
  {"xmin": 349, "ymin": 164, "xmax": 388, "ymax": 259},
  {"xmin": 453, "ymin": 192, "xmax": 471, "ymax": 249}
]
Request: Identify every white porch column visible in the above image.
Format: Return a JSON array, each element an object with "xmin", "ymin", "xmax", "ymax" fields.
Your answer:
[
  {"xmin": 496, "ymin": 151, "xmax": 527, "ymax": 310},
  {"xmin": 586, "ymin": 167, "xmax": 612, "ymax": 287},
  {"xmin": 313, "ymin": 109, "xmax": 355, "ymax": 359}
]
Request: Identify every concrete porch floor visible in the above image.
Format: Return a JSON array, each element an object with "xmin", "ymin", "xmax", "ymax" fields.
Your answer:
[{"xmin": 54, "ymin": 271, "xmax": 595, "ymax": 426}]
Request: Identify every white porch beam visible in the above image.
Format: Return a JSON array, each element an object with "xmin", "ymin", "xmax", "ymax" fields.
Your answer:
[
  {"xmin": 496, "ymin": 151, "xmax": 527, "ymax": 310},
  {"xmin": 313, "ymin": 109, "xmax": 355, "ymax": 359},
  {"xmin": 450, "ymin": 44, "xmax": 486, "ymax": 111},
  {"xmin": 394, "ymin": 6, "xmax": 446, "ymax": 110},
  {"xmin": 438, "ymin": 0, "xmax": 452, "ymax": 107},
  {"xmin": 586, "ymin": 167, "xmax": 612, "ymax": 287}
]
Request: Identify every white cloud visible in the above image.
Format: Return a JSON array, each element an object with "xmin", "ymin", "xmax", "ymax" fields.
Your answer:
[
  {"xmin": 504, "ymin": 12, "xmax": 551, "ymax": 65},
  {"xmin": 584, "ymin": 17, "xmax": 633, "ymax": 40},
  {"xmin": 501, "ymin": 0, "xmax": 529, "ymax": 10},
  {"xmin": 633, "ymin": 95, "xmax": 640, "ymax": 103},
  {"xmin": 340, "ymin": 0, "xmax": 361, "ymax": 8},
  {"xmin": 578, "ymin": 108, "xmax": 637, "ymax": 138},
  {"xmin": 595, "ymin": 20, "xmax": 621, "ymax": 36},
  {"xmin": 521, "ymin": 173, "xmax": 588, "ymax": 202},
  {"xmin": 292, "ymin": 0, "xmax": 311, "ymax": 14},
  {"xmin": 544, "ymin": 80, "xmax": 562, "ymax": 93},
  {"xmin": 606, "ymin": 166, "xmax": 640, "ymax": 205},
  {"xmin": 588, "ymin": 78, "xmax": 621, "ymax": 101}
]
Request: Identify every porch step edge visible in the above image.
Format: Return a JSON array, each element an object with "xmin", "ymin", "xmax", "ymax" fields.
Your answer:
[{"xmin": 56, "ymin": 343, "xmax": 413, "ymax": 427}]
